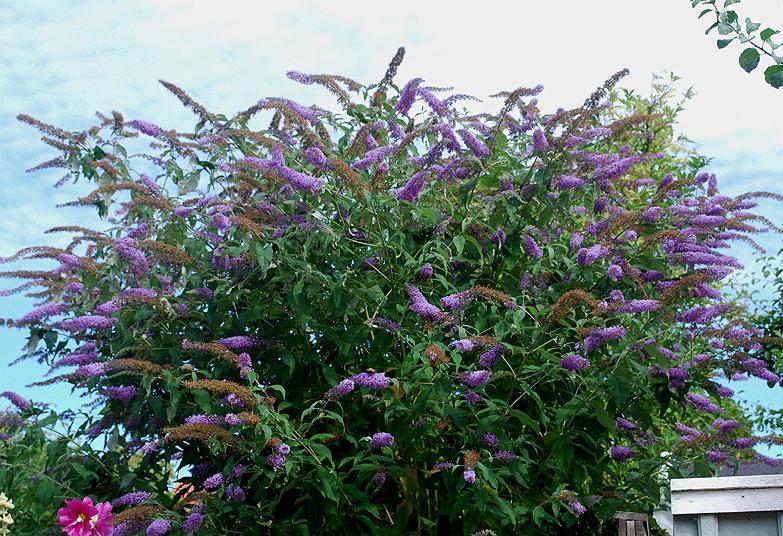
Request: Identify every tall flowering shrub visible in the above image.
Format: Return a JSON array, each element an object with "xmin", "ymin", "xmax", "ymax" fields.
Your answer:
[{"xmin": 3, "ymin": 51, "xmax": 782, "ymax": 534}]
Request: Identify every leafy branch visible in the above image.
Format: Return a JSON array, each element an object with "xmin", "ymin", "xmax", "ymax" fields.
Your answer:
[{"xmin": 692, "ymin": 0, "xmax": 783, "ymax": 88}]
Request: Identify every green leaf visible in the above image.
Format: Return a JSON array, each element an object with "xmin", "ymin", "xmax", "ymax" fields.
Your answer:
[
  {"xmin": 717, "ymin": 23, "xmax": 734, "ymax": 35},
  {"xmin": 745, "ymin": 18, "xmax": 761, "ymax": 33},
  {"xmin": 761, "ymin": 28, "xmax": 780, "ymax": 41},
  {"xmin": 764, "ymin": 64, "xmax": 783, "ymax": 88},
  {"xmin": 724, "ymin": 0, "xmax": 740, "ymax": 6},
  {"xmin": 698, "ymin": 8, "xmax": 712, "ymax": 19},
  {"xmin": 705, "ymin": 21, "xmax": 719, "ymax": 35},
  {"xmin": 453, "ymin": 235, "xmax": 465, "ymax": 256},
  {"xmin": 532, "ymin": 505, "xmax": 549, "ymax": 526},
  {"xmin": 717, "ymin": 38, "xmax": 734, "ymax": 49},
  {"xmin": 739, "ymin": 47, "xmax": 761, "ymax": 72}
]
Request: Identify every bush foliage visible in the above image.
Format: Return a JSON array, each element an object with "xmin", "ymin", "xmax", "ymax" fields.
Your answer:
[{"xmin": 3, "ymin": 51, "xmax": 782, "ymax": 534}]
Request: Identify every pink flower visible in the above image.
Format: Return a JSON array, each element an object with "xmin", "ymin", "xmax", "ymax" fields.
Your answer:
[{"xmin": 57, "ymin": 496, "xmax": 113, "ymax": 536}]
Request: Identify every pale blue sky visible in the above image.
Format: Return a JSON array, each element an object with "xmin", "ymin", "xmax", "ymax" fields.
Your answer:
[{"xmin": 1, "ymin": 0, "xmax": 782, "ymax": 439}]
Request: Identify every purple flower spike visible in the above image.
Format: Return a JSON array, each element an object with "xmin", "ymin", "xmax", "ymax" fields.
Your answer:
[
  {"xmin": 560, "ymin": 355, "xmax": 590, "ymax": 371},
  {"xmin": 686, "ymin": 392, "xmax": 721, "ymax": 414},
  {"xmin": 609, "ymin": 445, "xmax": 635, "ymax": 462},
  {"xmin": 462, "ymin": 370, "xmax": 492, "ymax": 387},
  {"xmin": 370, "ymin": 432, "xmax": 395, "ymax": 449}
]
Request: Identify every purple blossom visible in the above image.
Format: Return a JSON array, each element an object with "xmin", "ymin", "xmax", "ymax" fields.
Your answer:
[
  {"xmin": 95, "ymin": 299, "xmax": 125, "ymax": 315},
  {"xmin": 55, "ymin": 315, "xmax": 118, "ymax": 332},
  {"xmin": 433, "ymin": 462, "xmax": 453, "ymax": 471},
  {"xmin": 64, "ymin": 282, "xmax": 84, "ymax": 294},
  {"xmin": 733, "ymin": 437, "xmax": 758, "ymax": 449},
  {"xmin": 463, "ymin": 469, "xmax": 477, "ymax": 484},
  {"xmin": 139, "ymin": 440, "xmax": 158, "ymax": 455},
  {"xmin": 418, "ymin": 263, "xmax": 433, "ymax": 280},
  {"xmin": 616, "ymin": 417, "xmax": 638, "ymax": 431},
  {"xmin": 494, "ymin": 450, "xmax": 518, "ymax": 461},
  {"xmin": 393, "ymin": 170, "xmax": 430, "ymax": 202},
  {"xmin": 351, "ymin": 372, "xmax": 391, "ymax": 389},
  {"xmin": 185, "ymin": 414, "xmax": 224, "ymax": 427},
  {"xmin": 128, "ymin": 119, "xmax": 162, "ymax": 137},
  {"xmin": 532, "ymin": 129, "xmax": 549, "ymax": 152},
  {"xmin": 279, "ymin": 166, "xmax": 326, "ymax": 194},
  {"xmin": 457, "ymin": 129, "xmax": 491, "ymax": 158},
  {"xmin": 225, "ymin": 484, "xmax": 246, "ymax": 502},
  {"xmin": 607, "ymin": 264, "xmax": 623, "ymax": 281},
  {"xmin": 325, "ymin": 379, "xmax": 355, "ymax": 400},
  {"xmin": 569, "ymin": 500, "xmax": 587, "ymax": 516},
  {"xmin": 417, "ymin": 87, "xmax": 448, "ymax": 116},
  {"xmin": 17, "ymin": 302, "xmax": 69, "ymax": 324},
  {"xmin": 714, "ymin": 384, "xmax": 735, "ymax": 398},
  {"xmin": 0, "ymin": 391, "xmax": 31, "ymax": 411},
  {"xmin": 555, "ymin": 175, "xmax": 586, "ymax": 190},
  {"xmin": 146, "ymin": 519, "xmax": 172, "ymax": 536},
  {"xmin": 304, "ymin": 146, "xmax": 328, "ymax": 168},
  {"xmin": 609, "ymin": 445, "xmax": 635, "ymax": 462},
  {"xmin": 406, "ymin": 283, "xmax": 444, "ymax": 321},
  {"xmin": 374, "ymin": 471, "xmax": 387, "ymax": 487},
  {"xmin": 76, "ymin": 362, "xmax": 108, "ymax": 377},
  {"xmin": 395, "ymin": 78, "xmax": 423, "ymax": 116},
  {"xmin": 490, "ymin": 229, "xmax": 507, "ymax": 245},
  {"xmin": 267, "ymin": 454, "xmax": 286, "ymax": 469},
  {"xmin": 277, "ymin": 443, "xmax": 291, "ymax": 455},
  {"xmin": 462, "ymin": 370, "xmax": 492, "ymax": 387},
  {"xmin": 203, "ymin": 473, "xmax": 224, "ymax": 490},
  {"xmin": 686, "ymin": 392, "xmax": 721, "ymax": 413},
  {"xmin": 194, "ymin": 287, "xmax": 214, "ymax": 299},
  {"xmin": 522, "ymin": 235, "xmax": 543, "ymax": 259},
  {"xmin": 712, "ymin": 419, "xmax": 742, "ymax": 433},
  {"xmin": 479, "ymin": 345, "xmax": 504, "ymax": 368},
  {"xmin": 569, "ymin": 232, "xmax": 584, "ymax": 249},
  {"xmin": 115, "ymin": 238, "xmax": 149, "ymax": 269},
  {"xmin": 182, "ymin": 505, "xmax": 204, "ymax": 534},
  {"xmin": 692, "ymin": 215, "xmax": 725, "ymax": 227},
  {"xmin": 560, "ymin": 355, "xmax": 590, "ymax": 371},
  {"xmin": 617, "ymin": 300, "xmax": 661, "ymax": 314},
  {"xmin": 370, "ymin": 432, "xmax": 395, "ymax": 449},
  {"xmin": 481, "ymin": 433, "xmax": 499, "ymax": 448},
  {"xmin": 577, "ymin": 244, "xmax": 611, "ymax": 266},
  {"xmin": 707, "ymin": 449, "xmax": 729, "ymax": 464},
  {"xmin": 451, "ymin": 339, "xmax": 476, "ymax": 352},
  {"xmin": 370, "ymin": 317, "xmax": 401, "ymax": 332},
  {"xmin": 465, "ymin": 391, "xmax": 482, "ymax": 405},
  {"xmin": 217, "ymin": 336, "xmax": 262, "ymax": 349},
  {"xmin": 111, "ymin": 522, "xmax": 147, "ymax": 536},
  {"xmin": 102, "ymin": 386, "xmax": 138, "ymax": 401},
  {"xmin": 583, "ymin": 326, "xmax": 627, "ymax": 352},
  {"xmin": 113, "ymin": 491, "xmax": 151, "ymax": 508},
  {"xmin": 224, "ymin": 413, "xmax": 241, "ymax": 426},
  {"xmin": 440, "ymin": 290, "xmax": 473, "ymax": 311}
]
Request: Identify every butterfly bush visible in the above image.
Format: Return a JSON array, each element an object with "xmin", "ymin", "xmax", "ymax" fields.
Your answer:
[{"xmin": 3, "ymin": 51, "xmax": 783, "ymax": 534}]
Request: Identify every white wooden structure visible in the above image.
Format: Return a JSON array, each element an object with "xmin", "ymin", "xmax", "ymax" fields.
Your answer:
[{"xmin": 670, "ymin": 475, "xmax": 783, "ymax": 535}]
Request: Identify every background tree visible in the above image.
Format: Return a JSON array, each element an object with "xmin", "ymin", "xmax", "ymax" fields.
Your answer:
[{"xmin": 690, "ymin": 0, "xmax": 783, "ymax": 88}]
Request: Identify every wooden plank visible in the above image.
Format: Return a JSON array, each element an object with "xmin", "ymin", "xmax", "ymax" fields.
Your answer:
[
  {"xmin": 634, "ymin": 520, "xmax": 648, "ymax": 536},
  {"xmin": 615, "ymin": 511, "xmax": 648, "ymax": 521},
  {"xmin": 671, "ymin": 475, "xmax": 783, "ymax": 492},
  {"xmin": 672, "ymin": 487, "xmax": 783, "ymax": 514},
  {"xmin": 698, "ymin": 514, "xmax": 719, "ymax": 536}
]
